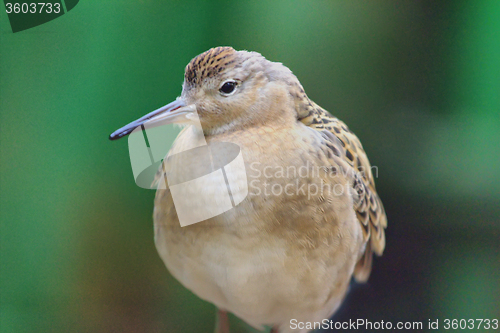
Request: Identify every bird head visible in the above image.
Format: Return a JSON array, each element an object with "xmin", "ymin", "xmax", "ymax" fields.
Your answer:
[{"xmin": 109, "ymin": 47, "xmax": 312, "ymax": 140}]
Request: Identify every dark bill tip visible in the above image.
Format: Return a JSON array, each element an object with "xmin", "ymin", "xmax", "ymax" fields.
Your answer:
[{"xmin": 109, "ymin": 99, "xmax": 186, "ymax": 141}]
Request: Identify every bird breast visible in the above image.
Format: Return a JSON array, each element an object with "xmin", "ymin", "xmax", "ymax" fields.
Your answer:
[{"xmin": 153, "ymin": 121, "xmax": 366, "ymax": 330}]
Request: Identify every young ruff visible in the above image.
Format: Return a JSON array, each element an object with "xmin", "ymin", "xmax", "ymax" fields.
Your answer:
[{"xmin": 110, "ymin": 47, "xmax": 387, "ymax": 333}]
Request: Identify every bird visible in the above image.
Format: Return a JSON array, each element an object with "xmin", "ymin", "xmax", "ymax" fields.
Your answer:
[{"xmin": 110, "ymin": 47, "xmax": 387, "ymax": 333}]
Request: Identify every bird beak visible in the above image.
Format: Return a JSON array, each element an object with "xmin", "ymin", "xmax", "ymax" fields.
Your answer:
[{"xmin": 109, "ymin": 98, "xmax": 195, "ymax": 140}]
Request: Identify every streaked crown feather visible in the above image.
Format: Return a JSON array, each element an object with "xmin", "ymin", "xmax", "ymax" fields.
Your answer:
[{"xmin": 184, "ymin": 47, "xmax": 238, "ymax": 86}]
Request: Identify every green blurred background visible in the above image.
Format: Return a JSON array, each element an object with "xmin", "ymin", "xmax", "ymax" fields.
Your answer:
[{"xmin": 1, "ymin": 1, "xmax": 499, "ymax": 332}]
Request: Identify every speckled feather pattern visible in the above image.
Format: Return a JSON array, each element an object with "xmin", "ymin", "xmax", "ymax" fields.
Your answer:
[{"xmin": 298, "ymin": 101, "xmax": 387, "ymax": 281}]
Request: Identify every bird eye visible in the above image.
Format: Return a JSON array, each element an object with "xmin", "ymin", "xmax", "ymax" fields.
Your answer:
[{"xmin": 219, "ymin": 80, "xmax": 237, "ymax": 95}]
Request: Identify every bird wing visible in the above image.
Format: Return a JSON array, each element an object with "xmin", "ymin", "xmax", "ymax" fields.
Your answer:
[{"xmin": 300, "ymin": 102, "xmax": 387, "ymax": 282}]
